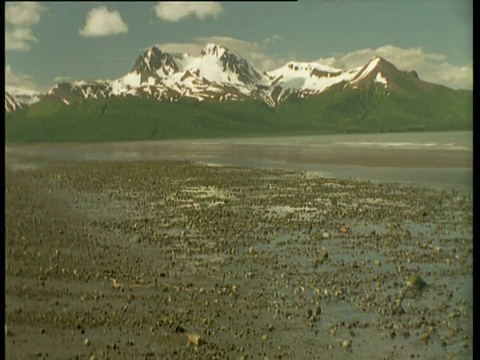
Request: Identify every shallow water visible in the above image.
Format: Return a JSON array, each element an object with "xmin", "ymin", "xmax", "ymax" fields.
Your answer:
[{"xmin": 5, "ymin": 131, "xmax": 473, "ymax": 192}]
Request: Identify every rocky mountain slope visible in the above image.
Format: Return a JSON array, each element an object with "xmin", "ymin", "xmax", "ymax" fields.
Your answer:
[{"xmin": 5, "ymin": 43, "xmax": 472, "ymax": 142}]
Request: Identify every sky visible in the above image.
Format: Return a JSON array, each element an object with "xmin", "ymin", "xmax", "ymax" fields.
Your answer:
[{"xmin": 4, "ymin": 1, "xmax": 473, "ymax": 92}]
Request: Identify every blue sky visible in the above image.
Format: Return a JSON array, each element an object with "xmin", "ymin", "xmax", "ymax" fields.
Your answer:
[{"xmin": 5, "ymin": 1, "xmax": 473, "ymax": 91}]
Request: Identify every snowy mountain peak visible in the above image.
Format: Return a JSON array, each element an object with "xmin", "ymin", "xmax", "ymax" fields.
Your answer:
[
  {"xmin": 200, "ymin": 43, "xmax": 228, "ymax": 58},
  {"xmin": 350, "ymin": 56, "xmax": 384, "ymax": 84},
  {"xmin": 181, "ymin": 43, "xmax": 267, "ymax": 87},
  {"xmin": 348, "ymin": 56, "xmax": 415, "ymax": 89},
  {"xmin": 131, "ymin": 46, "xmax": 179, "ymax": 77},
  {"xmin": 105, "ymin": 43, "xmax": 272, "ymax": 103},
  {"xmin": 15, "ymin": 46, "xmax": 433, "ymax": 113}
]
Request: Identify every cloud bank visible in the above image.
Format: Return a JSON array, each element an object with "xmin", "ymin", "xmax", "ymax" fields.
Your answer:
[
  {"xmin": 5, "ymin": 65, "xmax": 40, "ymax": 90},
  {"xmin": 79, "ymin": 6, "xmax": 128, "ymax": 37},
  {"xmin": 154, "ymin": 2, "xmax": 223, "ymax": 22},
  {"xmin": 5, "ymin": 2, "xmax": 45, "ymax": 51}
]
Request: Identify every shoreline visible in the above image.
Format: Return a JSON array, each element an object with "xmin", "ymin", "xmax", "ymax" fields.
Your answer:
[{"xmin": 5, "ymin": 137, "xmax": 473, "ymax": 193}]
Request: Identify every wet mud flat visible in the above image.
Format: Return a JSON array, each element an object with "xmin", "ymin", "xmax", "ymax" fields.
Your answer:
[{"xmin": 5, "ymin": 158, "xmax": 473, "ymax": 359}]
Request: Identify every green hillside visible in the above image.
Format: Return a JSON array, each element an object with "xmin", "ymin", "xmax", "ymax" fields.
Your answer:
[
  {"xmin": 276, "ymin": 82, "xmax": 472, "ymax": 134},
  {"xmin": 5, "ymin": 97, "xmax": 281, "ymax": 142},
  {"xmin": 5, "ymin": 86, "xmax": 472, "ymax": 143}
]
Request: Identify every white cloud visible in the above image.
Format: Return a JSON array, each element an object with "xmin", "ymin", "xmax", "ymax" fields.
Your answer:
[
  {"xmin": 316, "ymin": 45, "xmax": 472, "ymax": 90},
  {"xmin": 53, "ymin": 76, "xmax": 74, "ymax": 83},
  {"xmin": 153, "ymin": 35, "xmax": 289, "ymax": 72},
  {"xmin": 5, "ymin": 2, "xmax": 44, "ymax": 26},
  {"xmin": 420, "ymin": 62, "xmax": 473, "ymax": 90},
  {"xmin": 154, "ymin": 2, "xmax": 223, "ymax": 22},
  {"xmin": 5, "ymin": 27, "xmax": 39, "ymax": 50},
  {"xmin": 262, "ymin": 34, "xmax": 285, "ymax": 46},
  {"xmin": 79, "ymin": 6, "xmax": 128, "ymax": 37},
  {"xmin": 5, "ymin": 2, "xmax": 45, "ymax": 51},
  {"xmin": 5, "ymin": 65, "xmax": 40, "ymax": 90},
  {"xmin": 318, "ymin": 45, "xmax": 447, "ymax": 70}
]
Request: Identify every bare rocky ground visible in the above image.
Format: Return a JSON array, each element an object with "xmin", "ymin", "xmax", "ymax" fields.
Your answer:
[{"xmin": 5, "ymin": 157, "xmax": 473, "ymax": 359}]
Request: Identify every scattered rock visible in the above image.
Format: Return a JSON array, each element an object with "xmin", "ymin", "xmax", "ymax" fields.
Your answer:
[
  {"xmin": 187, "ymin": 333, "xmax": 202, "ymax": 347},
  {"xmin": 406, "ymin": 274, "xmax": 427, "ymax": 289}
]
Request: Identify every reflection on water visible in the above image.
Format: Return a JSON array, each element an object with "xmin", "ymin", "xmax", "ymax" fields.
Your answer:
[
  {"xmin": 5, "ymin": 131, "xmax": 472, "ymax": 192},
  {"xmin": 335, "ymin": 141, "xmax": 469, "ymax": 150}
]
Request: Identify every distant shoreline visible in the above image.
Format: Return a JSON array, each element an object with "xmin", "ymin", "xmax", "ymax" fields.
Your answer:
[
  {"xmin": 5, "ymin": 131, "xmax": 472, "ymax": 193},
  {"xmin": 5, "ymin": 130, "xmax": 472, "ymax": 168}
]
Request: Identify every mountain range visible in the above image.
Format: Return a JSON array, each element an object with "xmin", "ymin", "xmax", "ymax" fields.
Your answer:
[{"xmin": 5, "ymin": 43, "xmax": 472, "ymax": 142}]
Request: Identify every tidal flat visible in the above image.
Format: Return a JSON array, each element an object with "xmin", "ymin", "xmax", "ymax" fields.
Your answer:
[{"xmin": 5, "ymin": 155, "xmax": 473, "ymax": 359}]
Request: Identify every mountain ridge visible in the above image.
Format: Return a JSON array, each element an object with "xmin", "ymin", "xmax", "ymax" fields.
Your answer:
[
  {"xmin": 6, "ymin": 44, "xmax": 439, "ymax": 111},
  {"xmin": 5, "ymin": 43, "xmax": 472, "ymax": 142}
]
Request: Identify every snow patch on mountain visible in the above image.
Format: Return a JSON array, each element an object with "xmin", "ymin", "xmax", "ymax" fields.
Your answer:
[
  {"xmin": 375, "ymin": 72, "xmax": 388, "ymax": 87},
  {"xmin": 6, "ymin": 86, "xmax": 40, "ymax": 98},
  {"xmin": 201, "ymin": 43, "xmax": 227, "ymax": 58},
  {"xmin": 351, "ymin": 57, "xmax": 381, "ymax": 83},
  {"xmin": 5, "ymin": 86, "xmax": 42, "ymax": 112},
  {"xmin": 266, "ymin": 61, "xmax": 360, "ymax": 100}
]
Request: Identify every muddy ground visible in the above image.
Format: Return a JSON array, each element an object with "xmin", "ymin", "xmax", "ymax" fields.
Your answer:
[{"xmin": 5, "ymin": 155, "xmax": 473, "ymax": 359}]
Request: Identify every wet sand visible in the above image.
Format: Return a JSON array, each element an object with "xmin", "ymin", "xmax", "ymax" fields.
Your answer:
[{"xmin": 5, "ymin": 149, "xmax": 473, "ymax": 359}]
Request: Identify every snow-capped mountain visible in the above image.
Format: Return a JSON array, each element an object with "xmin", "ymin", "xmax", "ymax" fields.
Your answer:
[
  {"xmin": 265, "ymin": 56, "xmax": 422, "ymax": 102},
  {"xmin": 5, "ymin": 86, "xmax": 42, "ymax": 112},
  {"xmin": 115, "ymin": 43, "xmax": 272, "ymax": 103},
  {"xmin": 344, "ymin": 56, "xmax": 420, "ymax": 90},
  {"xmin": 42, "ymin": 44, "xmax": 275, "ymax": 107},
  {"xmin": 6, "ymin": 44, "xmax": 444, "ymax": 112},
  {"xmin": 6, "ymin": 45, "xmax": 471, "ymax": 143}
]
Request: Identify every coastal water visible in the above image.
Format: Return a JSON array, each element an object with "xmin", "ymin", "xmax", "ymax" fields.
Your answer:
[{"xmin": 6, "ymin": 131, "xmax": 472, "ymax": 192}]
